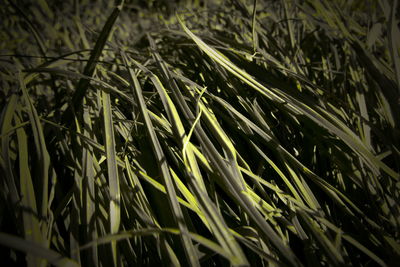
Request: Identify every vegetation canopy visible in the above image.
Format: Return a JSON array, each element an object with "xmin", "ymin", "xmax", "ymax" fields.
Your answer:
[{"xmin": 0, "ymin": 0, "xmax": 399, "ymax": 266}]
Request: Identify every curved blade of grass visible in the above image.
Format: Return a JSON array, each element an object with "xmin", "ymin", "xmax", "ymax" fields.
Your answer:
[
  {"xmin": 249, "ymin": 141, "xmax": 304, "ymax": 205},
  {"xmin": 239, "ymin": 166, "xmax": 315, "ymax": 214},
  {"xmin": 0, "ymin": 232, "xmax": 79, "ymax": 267},
  {"xmin": 212, "ymin": 95, "xmax": 322, "ymax": 212},
  {"xmin": 177, "ymin": 16, "xmax": 399, "ymax": 180},
  {"xmin": 136, "ymin": 167, "xmax": 198, "ymax": 212},
  {"xmin": 214, "ymin": 94, "xmax": 383, "ymax": 229},
  {"xmin": 121, "ymin": 50, "xmax": 199, "ymax": 267},
  {"xmin": 150, "ymin": 73, "xmax": 207, "ymax": 191},
  {"xmin": 146, "ymin": 37, "xmax": 208, "ymax": 192},
  {"xmin": 126, "ymin": 52, "xmax": 251, "ymax": 265},
  {"xmin": 168, "ymin": 67, "xmax": 298, "ymax": 265},
  {"xmin": 179, "ymin": 90, "xmax": 301, "ymax": 266}
]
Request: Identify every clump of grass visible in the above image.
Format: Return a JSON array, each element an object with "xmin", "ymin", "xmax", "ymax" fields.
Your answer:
[{"xmin": 1, "ymin": 0, "xmax": 399, "ymax": 266}]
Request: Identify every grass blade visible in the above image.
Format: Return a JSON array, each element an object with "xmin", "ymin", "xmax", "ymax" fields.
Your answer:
[
  {"xmin": 101, "ymin": 90, "xmax": 120, "ymax": 265},
  {"xmin": 19, "ymin": 73, "xmax": 53, "ymax": 241},
  {"xmin": 62, "ymin": 2, "xmax": 124, "ymax": 125},
  {"xmin": 0, "ymin": 232, "xmax": 79, "ymax": 267},
  {"xmin": 121, "ymin": 51, "xmax": 200, "ymax": 267}
]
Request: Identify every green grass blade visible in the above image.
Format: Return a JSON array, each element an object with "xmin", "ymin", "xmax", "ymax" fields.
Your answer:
[
  {"xmin": 0, "ymin": 232, "xmax": 79, "ymax": 267},
  {"xmin": 82, "ymin": 101, "xmax": 98, "ymax": 265},
  {"xmin": 62, "ymin": 2, "xmax": 124, "ymax": 125},
  {"xmin": 101, "ymin": 89, "xmax": 120, "ymax": 265},
  {"xmin": 0, "ymin": 93, "xmax": 20, "ymax": 205},
  {"xmin": 388, "ymin": 0, "xmax": 400, "ymax": 91},
  {"xmin": 121, "ymin": 50, "xmax": 200, "ymax": 267},
  {"xmin": 19, "ymin": 73, "xmax": 53, "ymax": 237},
  {"xmin": 177, "ymin": 16, "xmax": 399, "ymax": 180},
  {"xmin": 15, "ymin": 111, "xmax": 45, "ymax": 267}
]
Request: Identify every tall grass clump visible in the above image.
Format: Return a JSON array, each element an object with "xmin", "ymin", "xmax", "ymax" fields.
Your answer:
[{"xmin": 1, "ymin": 0, "xmax": 399, "ymax": 266}]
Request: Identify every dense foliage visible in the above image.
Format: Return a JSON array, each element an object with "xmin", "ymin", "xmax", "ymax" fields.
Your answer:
[{"xmin": 1, "ymin": 0, "xmax": 399, "ymax": 266}]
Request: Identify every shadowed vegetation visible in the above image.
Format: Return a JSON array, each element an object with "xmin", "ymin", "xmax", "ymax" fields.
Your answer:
[{"xmin": 0, "ymin": 0, "xmax": 399, "ymax": 266}]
